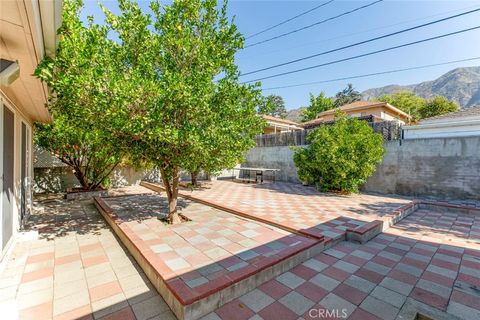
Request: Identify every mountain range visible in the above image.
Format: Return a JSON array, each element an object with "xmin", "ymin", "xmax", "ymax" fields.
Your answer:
[{"xmin": 285, "ymin": 66, "xmax": 480, "ymax": 122}]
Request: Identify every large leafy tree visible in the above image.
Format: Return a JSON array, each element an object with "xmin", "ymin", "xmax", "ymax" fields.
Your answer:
[
  {"xmin": 378, "ymin": 91, "xmax": 425, "ymax": 121},
  {"xmin": 301, "ymin": 91, "xmax": 334, "ymax": 122},
  {"xmin": 418, "ymin": 96, "xmax": 459, "ymax": 119},
  {"xmin": 102, "ymin": 0, "xmax": 264, "ymax": 223},
  {"xmin": 34, "ymin": 0, "xmax": 126, "ymax": 191},
  {"xmin": 293, "ymin": 113, "xmax": 384, "ymax": 193},
  {"xmin": 378, "ymin": 91, "xmax": 458, "ymax": 122},
  {"xmin": 258, "ymin": 94, "xmax": 287, "ymax": 118},
  {"xmin": 333, "ymin": 83, "xmax": 362, "ymax": 107},
  {"xmin": 184, "ymin": 83, "xmax": 265, "ymax": 186}
]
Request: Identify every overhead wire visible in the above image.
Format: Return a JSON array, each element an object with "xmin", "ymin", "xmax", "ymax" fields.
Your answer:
[
  {"xmin": 261, "ymin": 57, "xmax": 480, "ymax": 90},
  {"xmin": 241, "ymin": 25, "xmax": 480, "ymax": 83},
  {"xmin": 241, "ymin": 7, "xmax": 480, "ymax": 76},
  {"xmin": 245, "ymin": 0, "xmax": 335, "ymax": 40},
  {"xmin": 244, "ymin": 0, "xmax": 384, "ymax": 48}
]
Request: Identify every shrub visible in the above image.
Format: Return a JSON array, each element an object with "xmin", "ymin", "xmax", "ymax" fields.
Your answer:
[{"xmin": 293, "ymin": 115, "xmax": 385, "ymax": 193}]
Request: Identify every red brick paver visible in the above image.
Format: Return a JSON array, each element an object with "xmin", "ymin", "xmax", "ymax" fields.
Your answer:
[{"xmin": 205, "ymin": 206, "xmax": 480, "ymax": 320}]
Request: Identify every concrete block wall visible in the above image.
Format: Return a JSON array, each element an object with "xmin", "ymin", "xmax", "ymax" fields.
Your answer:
[
  {"xmin": 244, "ymin": 136, "xmax": 480, "ymax": 200},
  {"xmin": 363, "ymin": 136, "xmax": 480, "ymax": 200},
  {"xmin": 244, "ymin": 146, "xmax": 304, "ymax": 183}
]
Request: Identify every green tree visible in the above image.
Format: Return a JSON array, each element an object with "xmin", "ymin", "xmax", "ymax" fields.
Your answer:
[
  {"xmin": 34, "ymin": 0, "xmax": 125, "ymax": 190},
  {"xmin": 333, "ymin": 83, "xmax": 362, "ymax": 107},
  {"xmin": 258, "ymin": 94, "xmax": 287, "ymax": 118},
  {"xmin": 418, "ymin": 96, "xmax": 459, "ymax": 119},
  {"xmin": 184, "ymin": 83, "xmax": 265, "ymax": 186},
  {"xmin": 102, "ymin": 0, "xmax": 264, "ymax": 223},
  {"xmin": 301, "ymin": 91, "xmax": 334, "ymax": 122},
  {"xmin": 378, "ymin": 91, "xmax": 425, "ymax": 121},
  {"xmin": 293, "ymin": 113, "xmax": 384, "ymax": 193}
]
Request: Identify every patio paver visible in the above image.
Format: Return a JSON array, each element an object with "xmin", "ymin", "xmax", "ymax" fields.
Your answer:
[
  {"xmin": 142, "ymin": 180, "xmax": 413, "ymax": 243},
  {"xmin": 0, "ymin": 189, "xmax": 175, "ymax": 320},
  {"xmin": 203, "ymin": 206, "xmax": 480, "ymax": 320},
  {"xmin": 95, "ymin": 193, "xmax": 323, "ymax": 319},
  {"xmin": 1, "ymin": 184, "xmax": 479, "ymax": 320}
]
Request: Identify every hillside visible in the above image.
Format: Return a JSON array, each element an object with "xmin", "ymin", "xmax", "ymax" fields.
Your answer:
[
  {"xmin": 285, "ymin": 107, "xmax": 306, "ymax": 122},
  {"xmin": 362, "ymin": 66, "xmax": 480, "ymax": 108},
  {"xmin": 285, "ymin": 66, "xmax": 480, "ymax": 123}
]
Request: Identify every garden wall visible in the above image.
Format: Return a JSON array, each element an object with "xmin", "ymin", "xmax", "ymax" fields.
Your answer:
[
  {"xmin": 33, "ymin": 165, "xmax": 216, "ymax": 194},
  {"xmin": 244, "ymin": 136, "xmax": 480, "ymax": 200},
  {"xmin": 33, "ymin": 166, "xmax": 162, "ymax": 194}
]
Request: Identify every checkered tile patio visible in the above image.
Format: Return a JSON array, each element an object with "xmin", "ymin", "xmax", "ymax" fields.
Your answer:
[
  {"xmin": 99, "ymin": 194, "xmax": 320, "ymax": 306},
  {"xmin": 206, "ymin": 207, "xmax": 480, "ymax": 320},
  {"xmin": 2, "ymin": 185, "xmax": 479, "ymax": 320},
  {"xmin": 143, "ymin": 180, "xmax": 413, "ymax": 242}
]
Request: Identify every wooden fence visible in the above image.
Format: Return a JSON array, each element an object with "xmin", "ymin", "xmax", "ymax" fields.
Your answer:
[{"xmin": 254, "ymin": 121, "xmax": 402, "ymax": 147}]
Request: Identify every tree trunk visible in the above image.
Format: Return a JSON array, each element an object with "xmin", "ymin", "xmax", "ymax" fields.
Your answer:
[
  {"xmin": 190, "ymin": 170, "xmax": 199, "ymax": 187},
  {"xmin": 160, "ymin": 165, "xmax": 182, "ymax": 224},
  {"xmin": 73, "ymin": 166, "xmax": 90, "ymax": 190}
]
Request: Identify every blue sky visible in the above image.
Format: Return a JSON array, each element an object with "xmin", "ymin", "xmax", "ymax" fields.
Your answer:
[{"xmin": 81, "ymin": 0, "xmax": 480, "ymax": 110}]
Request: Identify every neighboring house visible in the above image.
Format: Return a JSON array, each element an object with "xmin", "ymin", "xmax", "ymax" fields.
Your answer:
[
  {"xmin": 1, "ymin": 0, "xmax": 61, "ymax": 258},
  {"xmin": 262, "ymin": 115, "xmax": 302, "ymax": 134},
  {"xmin": 403, "ymin": 105, "xmax": 480, "ymax": 139},
  {"xmin": 301, "ymin": 101, "xmax": 412, "ymax": 129}
]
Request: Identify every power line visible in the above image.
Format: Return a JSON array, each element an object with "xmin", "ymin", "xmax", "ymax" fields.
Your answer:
[
  {"xmin": 261, "ymin": 57, "xmax": 480, "ymax": 90},
  {"xmin": 241, "ymin": 25, "xmax": 480, "ymax": 83},
  {"xmin": 241, "ymin": 7, "xmax": 480, "ymax": 76},
  {"xmin": 237, "ymin": 4, "xmax": 480, "ymax": 61},
  {"xmin": 244, "ymin": 0, "xmax": 384, "ymax": 49},
  {"xmin": 246, "ymin": 0, "xmax": 335, "ymax": 40}
]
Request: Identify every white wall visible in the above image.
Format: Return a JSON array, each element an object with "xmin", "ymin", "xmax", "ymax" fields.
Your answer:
[{"xmin": 403, "ymin": 120, "xmax": 480, "ymax": 139}]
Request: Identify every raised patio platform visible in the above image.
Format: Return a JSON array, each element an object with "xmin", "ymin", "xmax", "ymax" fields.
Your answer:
[
  {"xmin": 94, "ymin": 194, "xmax": 325, "ymax": 320},
  {"xmin": 140, "ymin": 181, "xmax": 417, "ymax": 247}
]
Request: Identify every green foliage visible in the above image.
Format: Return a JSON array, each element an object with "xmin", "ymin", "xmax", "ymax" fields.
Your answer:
[
  {"xmin": 378, "ymin": 91, "xmax": 459, "ymax": 121},
  {"xmin": 301, "ymin": 92, "xmax": 334, "ymax": 122},
  {"xmin": 418, "ymin": 96, "xmax": 459, "ymax": 119},
  {"xmin": 333, "ymin": 83, "xmax": 362, "ymax": 107},
  {"xmin": 99, "ymin": 0, "xmax": 264, "ymax": 220},
  {"xmin": 34, "ymin": 0, "xmax": 124, "ymax": 190},
  {"xmin": 293, "ymin": 114, "xmax": 385, "ymax": 193},
  {"xmin": 378, "ymin": 91, "xmax": 425, "ymax": 121},
  {"xmin": 258, "ymin": 95, "xmax": 287, "ymax": 118}
]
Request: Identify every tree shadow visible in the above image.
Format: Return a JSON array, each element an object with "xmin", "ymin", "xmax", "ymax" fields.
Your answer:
[
  {"xmin": 105, "ymin": 194, "xmax": 189, "ymax": 222},
  {"xmin": 25, "ymin": 197, "xmax": 107, "ymax": 241},
  {"xmin": 23, "ymin": 189, "xmax": 480, "ymax": 320}
]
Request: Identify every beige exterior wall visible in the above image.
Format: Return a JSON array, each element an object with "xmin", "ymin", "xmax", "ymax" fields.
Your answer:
[
  {"xmin": 316, "ymin": 106, "xmax": 408, "ymax": 124},
  {"xmin": 264, "ymin": 126, "xmax": 295, "ymax": 134},
  {"xmin": 263, "ymin": 122, "xmax": 302, "ymax": 134},
  {"xmin": 0, "ymin": 0, "xmax": 60, "ymax": 257},
  {"xmin": 1, "ymin": 91, "xmax": 34, "ymax": 257}
]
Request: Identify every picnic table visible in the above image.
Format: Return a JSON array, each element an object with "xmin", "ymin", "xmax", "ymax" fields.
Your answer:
[{"xmin": 232, "ymin": 167, "xmax": 280, "ymax": 183}]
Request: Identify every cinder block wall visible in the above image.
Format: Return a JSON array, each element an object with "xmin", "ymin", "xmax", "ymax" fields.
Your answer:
[
  {"xmin": 363, "ymin": 136, "xmax": 480, "ymax": 200},
  {"xmin": 244, "ymin": 136, "xmax": 480, "ymax": 200},
  {"xmin": 244, "ymin": 146, "xmax": 303, "ymax": 183}
]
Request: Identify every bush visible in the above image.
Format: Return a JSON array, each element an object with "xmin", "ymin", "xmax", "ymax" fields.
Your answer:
[{"xmin": 293, "ymin": 115, "xmax": 385, "ymax": 193}]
